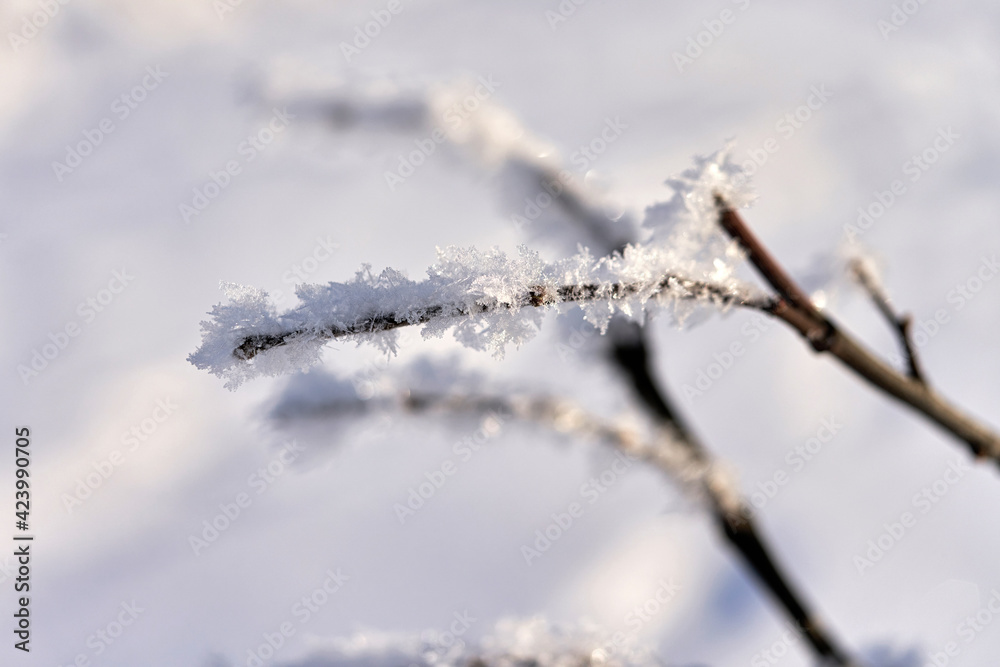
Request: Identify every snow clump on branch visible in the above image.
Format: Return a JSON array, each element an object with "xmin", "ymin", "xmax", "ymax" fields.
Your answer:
[{"xmin": 189, "ymin": 147, "xmax": 760, "ymax": 390}]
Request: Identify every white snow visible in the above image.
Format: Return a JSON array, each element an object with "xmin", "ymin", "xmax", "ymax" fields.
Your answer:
[{"xmin": 7, "ymin": 2, "xmax": 1000, "ymax": 666}]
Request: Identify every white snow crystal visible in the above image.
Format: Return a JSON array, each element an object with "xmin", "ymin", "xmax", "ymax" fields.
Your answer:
[
  {"xmin": 271, "ymin": 617, "xmax": 660, "ymax": 666},
  {"xmin": 643, "ymin": 143, "xmax": 754, "ymax": 281},
  {"xmin": 187, "ymin": 282, "xmax": 327, "ymax": 390},
  {"xmin": 190, "ymin": 148, "xmax": 762, "ymax": 389}
]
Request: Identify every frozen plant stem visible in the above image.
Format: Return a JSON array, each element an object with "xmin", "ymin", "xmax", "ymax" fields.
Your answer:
[
  {"xmin": 715, "ymin": 196, "xmax": 1000, "ymax": 465},
  {"xmin": 608, "ymin": 331, "xmax": 858, "ymax": 667},
  {"xmin": 279, "ymin": 385, "xmax": 859, "ymax": 666},
  {"xmin": 233, "ymin": 275, "xmax": 768, "ymax": 361},
  {"xmin": 848, "ymin": 257, "xmax": 926, "ymax": 383},
  {"xmin": 520, "ymin": 167, "xmax": 858, "ymax": 665}
]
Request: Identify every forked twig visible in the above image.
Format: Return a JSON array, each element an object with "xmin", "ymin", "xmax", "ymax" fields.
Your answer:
[
  {"xmin": 519, "ymin": 170, "xmax": 860, "ymax": 664},
  {"xmin": 278, "ymin": 385, "xmax": 859, "ymax": 665},
  {"xmin": 715, "ymin": 196, "xmax": 1000, "ymax": 464},
  {"xmin": 847, "ymin": 257, "xmax": 926, "ymax": 383},
  {"xmin": 195, "ymin": 90, "xmax": 1000, "ymax": 663},
  {"xmin": 607, "ymin": 333, "xmax": 857, "ymax": 666}
]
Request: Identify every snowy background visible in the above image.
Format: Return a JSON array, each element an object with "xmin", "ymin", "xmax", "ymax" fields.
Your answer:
[{"xmin": 3, "ymin": 0, "xmax": 1000, "ymax": 665}]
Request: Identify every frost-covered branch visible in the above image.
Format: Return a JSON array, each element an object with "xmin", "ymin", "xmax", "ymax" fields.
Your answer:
[
  {"xmin": 189, "ymin": 133, "xmax": 862, "ymax": 664},
  {"xmin": 483, "ymin": 129, "xmax": 853, "ymax": 659},
  {"xmin": 716, "ymin": 197, "xmax": 1000, "ymax": 464},
  {"xmin": 190, "ymin": 142, "xmax": 765, "ymax": 392},
  {"xmin": 234, "ymin": 273, "xmax": 763, "ymax": 359},
  {"xmin": 188, "ymin": 244, "xmax": 770, "ymax": 390},
  {"xmin": 270, "ymin": 362, "xmax": 859, "ymax": 667},
  {"xmin": 276, "ymin": 616, "xmax": 664, "ymax": 667},
  {"xmin": 192, "ymin": 77, "xmax": 993, "ymax": 664},
  {"xmin": 274, "ymin": 383, "xmax": 741, "ymax": 511}
]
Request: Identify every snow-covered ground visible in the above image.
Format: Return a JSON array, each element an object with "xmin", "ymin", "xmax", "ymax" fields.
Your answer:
[{"xmin": 3, "ymin": 1, "xmax": 1000, "ymax": 665}]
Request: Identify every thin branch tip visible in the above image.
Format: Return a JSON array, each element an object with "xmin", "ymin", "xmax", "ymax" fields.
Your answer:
[
  {"xmin": 848, "ymin": 257, "xmax": 927, "ymax": 384},
  {"xmin": 718, "ymin": 208, "xmax": 1000, "ymax": 463}
]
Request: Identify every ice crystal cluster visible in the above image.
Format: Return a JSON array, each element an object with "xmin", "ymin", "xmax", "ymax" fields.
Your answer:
[
  {"xmin": 282, "ymin": 616, "xmax": 659, "ymax": 667},
  {"xmin": 189, "ymin": 146, "xmax": 757, "ymax": 389}
]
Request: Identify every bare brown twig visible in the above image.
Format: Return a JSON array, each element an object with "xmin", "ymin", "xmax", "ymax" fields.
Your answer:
[
  {"xmin": 252, "ymin": 108, "xmax": 865, "ymax": 663},
  {"xmin": 529, "ymin": 172, "xmax": 860, "ymax": 666},
  {"xmin": 847, "ymin": 257, "xmax": 926, "ymax": 383},
  {"xmin": 607, "ymin": 330, "xmax": 858, "ymax": 666},
  {"xmin": 714, "ymin": 196, "xmax": 1000, "ymax": 464},
  {"xmin": 211, "ymin": 95, "xmax": 997, "ymax": 664}
]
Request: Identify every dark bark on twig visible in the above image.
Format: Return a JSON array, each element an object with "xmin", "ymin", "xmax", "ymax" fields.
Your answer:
[
  {"xmin": 609, "ymin": 328, "xmax": 702, "ymax": 450},
  {"xmin": 248, "ymin": 129, "xmax": 864, "ymax": 663},
  {"xmin": 607, "ymin": 326, "xmax": 857, "ymax": 666},
  {"xmin": 848, "ymin": 258, "xmax": 926, "ymax": 383},
  {"xmin": 717, "ymin": 515, "xmax": 852, "ymax": 664},
  {"xmin": 715, "ymin": 196, "xmax": 1000, "ymax": 464},
  {"xmin": 289, "ymin": 381, "xmax": 857, "ymax": 665},
  {"xmin": 233, "ymin": 275, "xmax": 767, "ymax": 361},
  {"xmin": 530, "ymin": 170, "xmax": 861, "ymax": 666}
]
